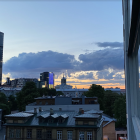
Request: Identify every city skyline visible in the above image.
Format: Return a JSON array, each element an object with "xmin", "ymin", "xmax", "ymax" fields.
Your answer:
[{"xmin": 0, "ymin": 1, "xmax": 125, "ymax": 89}]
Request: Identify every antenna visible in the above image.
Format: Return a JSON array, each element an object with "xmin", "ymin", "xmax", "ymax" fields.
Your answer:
[{"xmin": 63, "ymin": 72, "xmax": 64, "ymax": 78}]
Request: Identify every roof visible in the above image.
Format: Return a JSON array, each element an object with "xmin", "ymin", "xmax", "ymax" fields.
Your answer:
[
  {"xmin": 74, "ymin": 113, "xmax": 100, "ymax": 119},
  {"xmin": 4, "ymin": 110, "xmax": 102, "ymax": 128},
  {"xmin": 102, "ymin": 114, "xmax": 116, "ymax": 127},
  {"xmin": 104, "ymin": 88, "xmax": 121, "ymax": 92},
  {"xmin": 56, "ymin": 89, "xmax": 88, "ymax": 92},
  {"xmin": 85, "ymin": 110, "xmax": 103, "ymax": 114},
  {"xmin": 40, "ymin": 113, "xmax": 50, "ymax": 118},
  {"xmin": 5, "ymin": 112, "xmax": 34, "ymax": 118},
  {"xmin": 0, "ymin": 87, "xmax": 22, "ymax": 91}
]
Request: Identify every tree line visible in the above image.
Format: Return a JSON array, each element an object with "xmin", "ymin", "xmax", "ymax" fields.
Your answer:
[{"xmin": 84, "ymin": 84, "xmax": 126, "ymax": 128}]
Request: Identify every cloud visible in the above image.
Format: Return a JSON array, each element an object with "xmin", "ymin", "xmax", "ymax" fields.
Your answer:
[
  {"xmin": 78, "ymin": 48, "xmax": 124, "ymax": 71},
  {"xmin": 76, "ymin": 72, "xmax": 94, "ymax": 79},
  {"xmin": 3, "ymin": 47, "xmax": 125, "ymax": 82},
  {"xmin": 96, "ymin": 42, "xmax": 123, "ymax": 48},
  {"xmin": 3, "ymin": 51, "xmax": 78, "ymax": 78}
]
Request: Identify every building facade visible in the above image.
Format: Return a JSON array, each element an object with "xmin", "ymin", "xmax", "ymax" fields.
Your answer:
[
  {"xmin": 10, "ymin": 78, "xmax": 38, "ymax": 88},
  {"xmin": 0, "ymin": 87, "xmax": 22, "ymax": 97},
  {"xmin": 0, "ymin": 32, "xmax": 4, "ymax": 85},
  {"xmin": 40, "ymin": 72, "xmax": 55, "ymax": 89},
  {"xmin": 4, "ymin": 108, "xmax": 103, "ymax": 140},
  {"xmin": 55, "ymin": 76, "xmax": 72, "ymax": 89}
]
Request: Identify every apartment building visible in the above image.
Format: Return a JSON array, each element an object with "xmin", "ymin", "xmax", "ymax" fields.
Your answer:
[{"xmin": 4, "ymin": 108, "xmax": 103, "ymax": 140}]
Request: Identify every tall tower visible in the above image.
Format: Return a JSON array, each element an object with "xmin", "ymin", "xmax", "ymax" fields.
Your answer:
[
  {"xmin": 0, "ymin": 32, "xmax": 4, "ymax": 85},
  {"xmin": 61, "ymin": 73, "xmax": 66, "ymax": 85}
]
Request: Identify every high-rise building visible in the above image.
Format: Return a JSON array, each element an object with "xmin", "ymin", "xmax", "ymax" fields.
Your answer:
[
  {"xmin": 0, "ymin": 32, "xmax": 4, "ymax": 85},
  {"xmin": 40, "ymin": 72, "xmax": 54, "ymax": 89}
]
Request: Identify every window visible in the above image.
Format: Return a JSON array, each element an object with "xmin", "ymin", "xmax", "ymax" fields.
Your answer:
[
  {"xmin": 48, "ymin": 119, "xmax": 53, "ymax": 123},
  {"xmin": 16, "ymin": 129, "xmax": 21, "ymax": 138},
  {"xmin": 9, "ymin": 129, "xmax": 14, "ymax": 138},
  {"xmin": 57, "ymin": 131, "xmax": 62, "ymax": 140},
  {"xmin": 79, "ymin": 131, "xmax": 84, "ymax": 140},
  {"xmin": 58, "ymin": 119, "xmax": 63, "ymax": 123},
  {"xmin": 84, "ymin": 121, "xmax": 88, "ymax": 125},
  {"xmin": 87, "ymin": 132, "xmax": 92, "ymax": 140},
  {"xmin": 14, "ymin": 120, "xmax": 18, "ymax": 123},
  {"xmin": 67, "ymin": 131, "xmax": 73, "ymax": 140},
  {"xmin": 27, "ymin": 129, "xmax": 32, "ymax": 138},
  {"xmin": 47, "ymin": 130, "xmax": 52, "ymax": 139},
  {"xmin": 37, "ymin": 129, "xmax": 42, "ymax": 139}
]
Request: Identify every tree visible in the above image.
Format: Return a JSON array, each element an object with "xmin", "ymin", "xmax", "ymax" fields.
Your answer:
[
  {"xmin": 0, "ymin": 92, "xmax": 8, "ymax": 104},
  {"xmin": 16, "ymin": 81, "xmax": 39, "ymax": 111},
  {"xmin": 8, "ymin": 95, "xmax": 17, "ymax": 111},
  {"xmin": 104, "ymin": 90, "xmax": 120, "ymax": 117},
  {"xmin": 37, "ymin": 87, "xmax": 49, "ymax": 96},
  {"xmin": 84, "ymin": 84, "xmax": 104, "ymax": 110},
  {"xmin": 49, "ymin": 88, "xmax": 56, "ymax": 96},
  {"xmin": 0, "ymin": 92, "xmax": 10, "ymax": 122},
  {"xmin": 113, "ymin": 94, "xmax": 126, "ymax": 128},
  {"xmin": 56, "ymin": 91, "xmax": 64, "ymax": 96}
]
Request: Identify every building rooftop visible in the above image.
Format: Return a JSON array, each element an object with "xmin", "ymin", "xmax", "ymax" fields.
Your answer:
[
  {"xmin": 74, "ymin": 113, "xmax": 100, "ymax": 119},
  {"xmin": 85, "ymin": 110, "xmax": 103, "ymax": 114},
  {"xmin": 4, "ymin": 110, "xmax": 103, "ymax": 128},
  {"xmin": 5, "ymin": 112, "xmax": 34, "ymax": 118}
]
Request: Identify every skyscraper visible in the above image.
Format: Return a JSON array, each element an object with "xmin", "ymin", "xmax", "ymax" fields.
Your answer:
[
  {"xmin": 0, "ymin": 32, "xmax": 4, "ymax": 85},
  {"xmin": 40, "ymin": 72, "xmax": 54, "ymax": 89}
]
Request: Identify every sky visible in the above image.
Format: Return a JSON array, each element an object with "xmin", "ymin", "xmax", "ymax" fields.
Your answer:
[{"xmin": 0, "ymin": 1, "xmax": 126, "ymax": 89}]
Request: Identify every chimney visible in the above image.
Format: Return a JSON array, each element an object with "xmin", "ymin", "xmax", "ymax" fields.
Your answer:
[
  {"xmin": 39, "ymin": 107, "xmax": 42, "ymax": 112},
  {"xmin": 79, "ymin": 108, "xmax": 83, "ymax": 114},
  {"xmin": 50, "ymin": 108, "xmax": 54, "ymax": 115},
  {"xmin": 59, "ymin": 108, "xmax": 62, "ymax": 111},
  {"xmin": 81, "ymin": 109, "xmax": 84, "ymax": 114},
  {"xmin": 34, "ymin": 108, "xmax": 37, "ymax": 114}
]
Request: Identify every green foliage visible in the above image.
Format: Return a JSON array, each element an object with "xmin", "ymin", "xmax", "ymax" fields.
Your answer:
[
  {"xmin": 48, "ymin": 88, "xmax": 56, "ymax": 96},
  {"xmin": 113, "ymin": 94, "xmax": 126, "ymax": 128},
  {"xmin": 0, "ymin": 92, "xmax": 10, "ymax": 122},
  {"xmin": 84, "ymin": 84, "xmax": 104, "ymax": 110},
  {"xmin": 0, "ymin": 92, "xmax": 8, "ymax": 104},
  {"xmin": 8, "ymin": 95, "xmax": 17, "ymax": 111},
  {"xmin": 16, "ymin": 81, "xmax": 39, "ymax": 111},
  {"xmin": 37, "ymin": 88, "xmax": 49, "ymax": 96},
  {"xmin": 56, "ymin": 91, "xmax": 64, "ymax": 95},
  {"xmin": 84, "ymin": 84, "xmax": 126, "ymax": 128},
  {"xmin": 104, "ymin": 90, "xmax": 120, "ymax": 117}
]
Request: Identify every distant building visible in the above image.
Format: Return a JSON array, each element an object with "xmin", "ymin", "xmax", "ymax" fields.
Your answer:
[
  {"xmin": 4, "ymin": 108, "xmax": 103, "ymax": 140},
  {"xmin": 0, "ymin": 87, "xmax": 22, "ymax": 97},
  {"xmin": 26, "ymin": 95, "xmax": 100, "ymax": 111},
  {"xmin": 40, "ymin": 72, "xmax": 54, "ymax": 89},
  {"xmin": 10, "ymin": 78, "xmax": 38, "ymax": 88},
  {"xmin": 0, "ymin": 32, "xmax": 4, "ymax": 85},
  {"xmin": 55, "ymin": 75, "xmax": 72, "ymax": 89},
  {"xmin": 104, "ymin": 88, "xmax": 121, "ymax": 94}
]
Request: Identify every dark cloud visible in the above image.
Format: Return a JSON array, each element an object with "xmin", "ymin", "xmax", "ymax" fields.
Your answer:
[
  {"xmin": 76, "ymin": 72, "xmax": 94, "ymax": 79},
  {"xmin": 97, "ymin": 70, "xmax": 124, "ymax": 80},
  {"xmin": 78, "ymin": 48, "xmax": 124, "ymax": 71},
  {"xmin": 97, "ymin": 70, "xmax": 114, "ymax": 80},
  {"xmin": 3, "ymin": 51, "xmax": 78, "ymax": 78},
  {"xmin": 3, "ymin": 47, "xmax": 125, "ymax": 81},
  {"xmin": 96, "ymin": 42, "xmax": 123, "ymax": 48}
]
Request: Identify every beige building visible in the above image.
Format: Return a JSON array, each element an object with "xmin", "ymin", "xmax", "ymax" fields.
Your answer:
[{"xmin": 4, "ymin": 108, "xmax": 103, "ymax": 140}]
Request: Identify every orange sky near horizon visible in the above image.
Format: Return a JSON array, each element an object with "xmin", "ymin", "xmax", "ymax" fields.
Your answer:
[{"xmin": 54, "ymin": 78, "xmax": 125, "ymax": 89}]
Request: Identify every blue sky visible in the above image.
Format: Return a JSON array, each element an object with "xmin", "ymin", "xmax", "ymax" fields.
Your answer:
[{"xmin": 0, "ymin": 1, "xmax": 125, "ymax": 88}]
